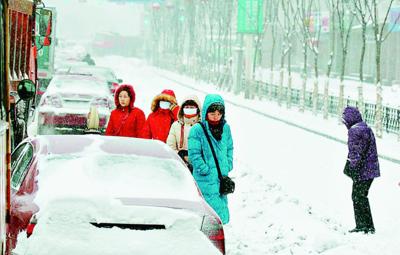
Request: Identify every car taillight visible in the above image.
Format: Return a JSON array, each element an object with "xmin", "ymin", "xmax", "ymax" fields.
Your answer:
[
  {"xmin": 91, "ymin": 97, "xmax": 110, "ymax": 108},
  {"xmin": 201, "ymin": 214, "xmax": 225, "ymax": 254},
  {"xmin": 27, "ymin": 215, "xmax": 37, "ymax": 238},
  {"xmin": 41, "ymin": 94, "xmax": 63, "ymax": 108}
]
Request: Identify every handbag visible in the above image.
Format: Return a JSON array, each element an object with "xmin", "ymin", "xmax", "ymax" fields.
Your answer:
[{"xmin": 200, "ymin": 122, "xmax": 235, "ymax": 195}]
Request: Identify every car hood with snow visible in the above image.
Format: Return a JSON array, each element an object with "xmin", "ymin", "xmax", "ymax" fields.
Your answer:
[{"xmin": 12, "ymin": 135, "xmax": 224, "ymax": 255}]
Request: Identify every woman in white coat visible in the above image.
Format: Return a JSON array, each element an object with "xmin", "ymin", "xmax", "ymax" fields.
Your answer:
[{"xmin": 167, "ymin": 95, "xmax": 202, "ymax": 172}]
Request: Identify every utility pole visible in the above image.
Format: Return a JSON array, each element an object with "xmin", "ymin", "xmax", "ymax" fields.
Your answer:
[
  {"xmin": 236, "ymin": 0, "xmax": 263, "ymax": 98},
  {"xmin": 233, "ymin": 34, "xmax": 244, "ymax": 95},
  {"xmin": 244, "ymin": 34, "xmax": 254, "ymax": 98}
]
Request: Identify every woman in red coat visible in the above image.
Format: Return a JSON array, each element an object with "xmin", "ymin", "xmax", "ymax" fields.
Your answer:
[
  {"xmin": 142, "ymin": 89, "xmax": 179, "ymax": 143},
  {"xmin": 105, "ymin": 84, "xmax": 146, "ymax": 137}
]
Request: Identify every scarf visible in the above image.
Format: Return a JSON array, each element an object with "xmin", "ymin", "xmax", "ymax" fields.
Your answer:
[{"xmin": 207, "ymin": 120, "xmax": 225, "ymax": 140}]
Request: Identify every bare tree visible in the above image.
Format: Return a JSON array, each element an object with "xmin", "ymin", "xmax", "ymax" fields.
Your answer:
[
  {"xmin": 323, "ymin": 0, "xmax": 337, "ymax": 119},
  {"xmin": 150, "ymin": 6, "xmax": 163, "ymax": 66},
  {"xmin": 297, "ymin": 0, "xmax": 322, "ymax": 115},
  {"xmin": 366, "ymin": 0, "xmax": 399, "ymax": 138},
  {"xmin": 253, "ymin": 0, "xmax": 270, "ymax": 99},
  {"xmin": 184, "ymin": 0, "xmax": 196, "ymax": 76},
  {"xmin": 277, "ymin": 0, "xmax": 298, "ymax": 107},
  {"xmin": 294, "ymin": 0, "xmax": 313, "ymax": 112},
  {"xmin": 336, "ymin": 0, "xmax": 354, "ymax": 123},
  {"xmin": 276, "ymin": 6, "xmax": 287, "ymax": 106},
  {"xmin": 268, "ymin": 0, "xmax": 279, "ymax": 101},
  {"xmin": 351, "ymin": 0, "xmax": 370, "ymax": 118},
  {"xmin": 197, "ymin": 1, "xmax": 210, "ymax": 81}
]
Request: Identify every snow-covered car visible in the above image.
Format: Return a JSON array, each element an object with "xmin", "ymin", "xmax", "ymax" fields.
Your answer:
[
  {"xmin": 9, "ymin": 135, "xmax": 225, "ymax": 255},
  {"xmin": 36, "ymin": 74, "xmax": 113, "ymax": 134},
  {"xmin": 57, "ymin": 65, "xmax": 122, "ymax": 93}
]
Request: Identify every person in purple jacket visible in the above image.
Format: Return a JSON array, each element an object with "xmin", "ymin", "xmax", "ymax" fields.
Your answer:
[{"xmin": 342, "ymin": 106, "xmax": 380, "ymax": 234}]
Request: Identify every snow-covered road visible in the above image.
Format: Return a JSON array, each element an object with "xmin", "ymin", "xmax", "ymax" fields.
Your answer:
[{"xmin": 96, "ymin": 56, "xmax": 400, "ymax": 255}]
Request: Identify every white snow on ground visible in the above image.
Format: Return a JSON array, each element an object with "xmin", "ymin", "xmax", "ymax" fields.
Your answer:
[{"xmin": 90, "ymin": 56, "xmax": 400, "ymax": 255}]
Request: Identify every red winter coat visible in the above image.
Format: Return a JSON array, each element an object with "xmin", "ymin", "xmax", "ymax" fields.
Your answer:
[
  {"xmin": 105, "ymin": 84, "xmax": 146, "ymax": 138},
  {"xmin": 142, "ymin": 90, "xmax": 180, "ymax": 142}
]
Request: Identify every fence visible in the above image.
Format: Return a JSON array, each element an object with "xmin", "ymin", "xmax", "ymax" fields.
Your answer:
[
  {"xmin": 156, "ymin": 59, "xmax": 400, "ymax": 136},
  {"xmin": 252, "ymin": 80, "xmax": 400, "ymax": 135}
]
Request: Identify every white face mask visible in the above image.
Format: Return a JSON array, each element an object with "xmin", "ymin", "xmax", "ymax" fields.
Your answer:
[
  {"xmin": 183, "ymin": 108, "xmax": 197, "ymax": 115},
  {"xmin": 159, "ymin": 101, "xmax": 171, "ymax": 110}
]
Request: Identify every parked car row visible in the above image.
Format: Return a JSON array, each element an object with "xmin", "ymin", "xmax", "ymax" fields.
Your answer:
[{"xmin": 9, "ymin": 44, "xmax": 226, "ymax": 254}]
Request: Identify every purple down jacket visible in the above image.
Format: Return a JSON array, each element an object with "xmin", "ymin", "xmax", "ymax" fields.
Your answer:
[{"xmin": 342, "ymin": 106, "xmax": 380, "ymax": 181}]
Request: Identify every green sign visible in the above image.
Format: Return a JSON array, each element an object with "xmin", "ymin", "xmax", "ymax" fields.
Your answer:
[
  {"xmin": 237, "ymin": 0, "xmax": 263, "ymax": 34},
  {"xmin": 36, "ymin": 8, "xmax": 56, "ymax": 80}
]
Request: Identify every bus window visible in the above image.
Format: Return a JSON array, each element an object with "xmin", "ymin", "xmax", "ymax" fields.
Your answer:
[
  {"xmin": 15, "ymin": 12, "xmax": 23, "ymax": 78},
  {"xmin": 0, "ymin": 1, "xmax": 5, "ymax": 118},
  {"xmin": 21, "ymin": 14, "xmax": 28, "ymax": 77},
  {"xmin": 9, "ymin": 10, "xmax": 17, "ymax": 79}
]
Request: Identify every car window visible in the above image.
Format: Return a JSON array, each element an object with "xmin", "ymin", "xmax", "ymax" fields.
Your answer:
[
  {"xmin": 11, "ymin": 143, "xmax": 33, "ymax": 190},
  {"xmin": 11, "ymin": 143, "xmax": 28, "ymax": 170}
]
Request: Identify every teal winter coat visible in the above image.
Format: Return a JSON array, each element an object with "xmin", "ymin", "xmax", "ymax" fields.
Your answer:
[{"xmin": 188, "ymin": 94, "xmax": 233, "ymax": 224}]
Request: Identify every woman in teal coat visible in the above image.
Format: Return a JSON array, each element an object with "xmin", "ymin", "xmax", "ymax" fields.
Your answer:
[{"xmin": 188, "ymin": 94, "xmax": 234, "ymax": 224}]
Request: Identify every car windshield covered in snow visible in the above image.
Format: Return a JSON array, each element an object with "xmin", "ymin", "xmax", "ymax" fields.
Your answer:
[
  {"xmin": 68, "ymin": 66, "xmax": 118, "ymax": 82},
  {"xmin": 51, "ymin": 75, "xmax": 110, "ymax": 93}
]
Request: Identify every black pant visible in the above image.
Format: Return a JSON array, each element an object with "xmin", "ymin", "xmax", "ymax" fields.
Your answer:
[{"xmin": 352, "ymin": 179, "xmax": 375, "ymax": 230}]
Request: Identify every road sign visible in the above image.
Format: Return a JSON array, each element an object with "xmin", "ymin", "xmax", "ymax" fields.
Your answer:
[
  {"xmin": 237, "ymin": 0, "xmax": 263, "ymax": 34},
  {"xmin": 389, "ymin": 6, "xmax": 400, "ymax": 32}
]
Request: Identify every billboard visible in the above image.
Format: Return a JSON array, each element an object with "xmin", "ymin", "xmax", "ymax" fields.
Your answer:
[
  {"xmin": 237, "ymin": 0, "xmax": 264, "ymax": 34},
  {"xmin": 389, "ymin": 6, "xmax": 400, "ymax": 32}
]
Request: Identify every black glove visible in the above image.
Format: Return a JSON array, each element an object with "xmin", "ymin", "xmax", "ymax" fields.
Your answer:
[
  {"xmin": 178, "ymin": 150, "xmax": 188, "ymax": 160},
  {"xmin": 344, "ymin": 160, "xmax": 359, "ymax": 180}
]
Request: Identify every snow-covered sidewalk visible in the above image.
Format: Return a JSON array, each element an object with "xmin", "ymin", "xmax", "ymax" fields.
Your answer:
[
  {"xmin": 96, "ymin": 56, "xmax": 400, "ymax": 255},
  {"xmin": 156, "ymin": 67, "xmax": 400, "ymax": 164}
]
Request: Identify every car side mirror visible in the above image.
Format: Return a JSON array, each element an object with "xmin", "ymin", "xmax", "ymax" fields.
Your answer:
[
  {"xmin": 29, "ymin": 107, "xmax": 36, "ymax": 118},
  {"xmin": 17, "ymin": 79, "xmax": 36, "ymax": 101}
]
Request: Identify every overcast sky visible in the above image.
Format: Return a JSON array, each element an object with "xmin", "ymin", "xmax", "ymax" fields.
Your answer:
[{"xmin": 45, "ymin": 0, "xmax": 144, "ymax": 40}]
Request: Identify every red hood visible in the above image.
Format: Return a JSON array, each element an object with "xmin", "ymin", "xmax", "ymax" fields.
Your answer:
[
  {"xmin": 161, "ymin": 89, "xmax": 176, "ymax": 98},
  {"xmin": 114, "ymin": 84, "xmax": 136, "ymax": 109}
]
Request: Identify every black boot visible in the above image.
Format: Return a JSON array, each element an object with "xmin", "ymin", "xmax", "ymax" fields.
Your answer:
[
  {"xmin": 349, "ymin": 227, "xmax": 375, "ymax": 234},
  {"xmin": 348, "ymin": 228, "xmax": 363, "ymax": 233}
]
